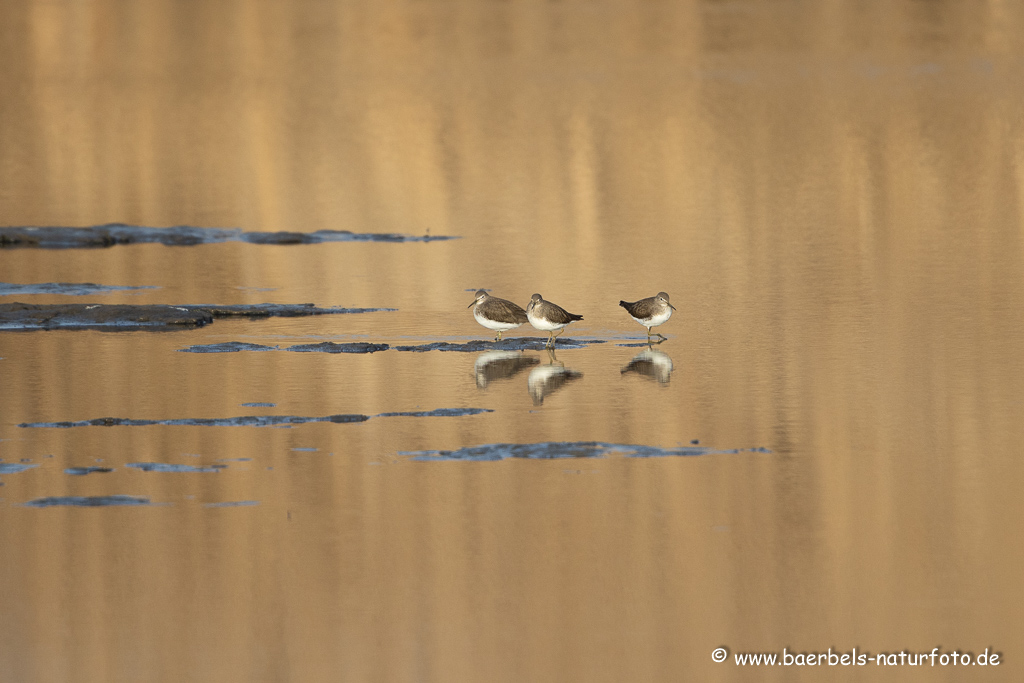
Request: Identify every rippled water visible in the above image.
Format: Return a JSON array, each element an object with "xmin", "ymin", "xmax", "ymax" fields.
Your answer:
[{"xmin": 2, "ymin": 1, "xmax": 1023, "ymax": 681}]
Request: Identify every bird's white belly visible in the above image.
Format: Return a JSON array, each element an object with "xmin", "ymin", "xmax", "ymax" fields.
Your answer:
[
  {"xmin": 527, "ymin": 309, "xmax": 566, "ymax": 331},
  {"xmin": 632, "ymin": 307, "xmax": 672, "ymax": 327},
  {"xmin": 474, "ymin": 309, "xmax": 522, "ymax": 332}
]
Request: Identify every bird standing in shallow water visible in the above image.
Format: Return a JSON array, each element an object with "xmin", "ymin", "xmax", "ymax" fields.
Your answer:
[
  {"xmin": 469, "ymin": 290, "xmax": 528, "ymax": 341},
  {"xmin": 619, "ymin": 292, "xmax": 675, "ymax": 341},
  {"xmin": 526, "ymin": 293, "xmax": 584, "ymax": 347}
]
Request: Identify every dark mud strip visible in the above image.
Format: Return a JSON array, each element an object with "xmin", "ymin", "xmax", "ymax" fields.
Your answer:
[
  {"xmin": 288, "ymin": 342, "xmax": 390, "ymax": 354},
  {"xmin": 187, "ymin": 303, "xmax": 396, "ymax": 318},
  {"xmin": 375, "ymin": 408, "xmax": 489, "ymax": 418},
  {"xmin": 205, "ymin": 501, "xmax": 260, "ymax": 508},
  {"xmin": 409, "ymin": 441, "xmax": 771, "ymax": 462},
  {"xmin": 0, "ymin": 224, "xmax": 457, "ymax": 248},
  {"xmin": 24, "ymin": 495, "xmax": 153, "ymax": 507},
  {"xmin": 177, "ymin": 339, "xmax": 605, "ymax": 353},
  {"xmin": 0, "ymin": 463, "xmax": 39, "ymax": 474},
  {"xmin": 239, "ymin": 403, "xmax": 275, "ymax": 408},
  {"xmin": 0, "ymin": 302, "xmax": 394, "ymax": 331},
  {"xmin": 180, "ymin": 342, "xmax": 280, "ymax": 353},
  {"xmin": 126, "ymin": 462, "xmax": 225, "ymax": 473},
  {"xmin": 616, "ymin": 342, "xmax": 668, "ymax": 347},
  {"xmin": 21, "ymin": 414, "xmax": 371, "ymax": 428},
  {"xmin": 20, "ymin": 408, "xmax": 491, "ymax": 429},
  {"xmin": 393, "ymin": 339, "xmax": 607, "ymax": 352},
  {"xmin": 0, "ymin": 282, "xmax": 158, "ymax": 296},
  {"xmin": 65, "ymin": 467, "xmax": 114, "ymax": 475}
]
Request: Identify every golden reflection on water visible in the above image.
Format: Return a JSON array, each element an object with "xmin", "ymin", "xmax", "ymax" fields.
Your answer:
[{"xmin": 2, "ymin": 1, "xmax": 1024, "ymax": 681}]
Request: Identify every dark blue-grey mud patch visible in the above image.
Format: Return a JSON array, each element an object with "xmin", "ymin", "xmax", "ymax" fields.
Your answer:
[
  {"xmin": 173, "ymin": 338, "xmax": 603, "ymax": 354},
  {"xmin": 375, "ymin": 408, "xmax": 489, "ymax": 418},
  {"xmin": 20, "ymin": 408, "xmax": 491, "ymax": 429},
  {"xmin": 394, "ymin": 338, "xmax": 606, "ymax": 352},
  {"xmin": 240, "ymin": 402, "xmax": 276, "ymax": 408},
  {"xmin": 205, "ymin": 500, "xmax": 260, "ymax": 508},
  {"xmin": 25, "ymin": 495, "xmax": 153, "ymax": 507},
  {"xmin": 187, "ymin": 303, "xmax": 396, "ymax": 318},
  {"xmin": 0, "ymin": 224, "xmax": 457, "ymax": 248},
  {"xmin": 288, "ymin": 342, "xmax": 390, "ymax": 353},
  {"xmin": 180, "ymin": 342, "xmax": 279, "ymax": 353},
  {"xmin": 65, "ymin": 466, "xmax": 114, "ymax": 475},
  {"xmin": 0, "ymin": 302, "xmax": 394, "ymax": 331},
  {"xmin": 0, "ymin": 282, "xmax": 158, "ymax": 296},
  {"xmin": 126, "ymin": 462, "xmax": 225, "ymax": 473},
  {"xmin": 408, "ymin": 442, "xmax": 770, "ymax": 462},
  {"xmin": 22, "ymin": 414, "xmax": 369, "ymax": 427},
  {"xmin": 0, "ymin": 463, "xmax": 39, "ymax": 474}
]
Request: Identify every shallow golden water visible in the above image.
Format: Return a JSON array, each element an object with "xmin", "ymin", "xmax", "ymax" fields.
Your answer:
[{"xmin": 1, "ymin": 1, "xmax": 1023, "ymax": 681}]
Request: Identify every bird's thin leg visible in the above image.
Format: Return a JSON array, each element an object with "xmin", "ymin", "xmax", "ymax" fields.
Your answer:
[
  {"xmin": 495, "ymin": 331, "xmax": 502, "ymax": 342},
  {"xmin": 646, "ymin": 327, "xmax": 652, "ymax": 341},
  {"xmin": 655, "ymin": 331, "xmax": 667, "ymax": 341},
  {"xmin": 546, "ymin": 331, "xmax": 555, "ymax": 347}
]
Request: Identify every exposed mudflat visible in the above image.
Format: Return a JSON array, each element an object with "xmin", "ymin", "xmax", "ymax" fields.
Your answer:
[
  {"xmin": 0, "ymin": 282, "xmax": 157, "ymax": 296},
  {"xmin": 376, "ymin": 408, "xmax": 491, "ymax": 418},
  {"xmin": 287, "ymin": 341, "xmax": 390, "ymax": 354},
  {"xmin": 188, "ymin": 303, "xmax": 395, "ymax": 318},
  {"xmin": 0, "ymin": 224, "xmax": 457, "ymax": 248},
  {"xmin": 393, "ymin": 338, "xmax": 606, "ymax": 352},
  {"xmin": 177, "ymin": 338, "xmax": 606, "ymax": 353},
  {"xmin": 0, "ymin": 302, "xmax": 394, "ymax": 331},
  {"xmin": 65, "ymin": 467, "xmax": 114, "ymax": 475},
  {"xmin": 0, "ymin": 463, "xmax": 40, "ymax": 474},
  {"xmin": 408, "ymin": 441, "xmax": 771, "ymax": 462},
  {"xmin": 616, "ymin": 341, "xmax": 668, "ymax": 348},
  {"xmin": 19, "ymin": 407, "xmax": 491, "ymax": 429},
  {"xmin": 180, "ymin": 342, "xmax": 280, "ymax": 353},
  {"xmin": 126, "ymin": 462, "xmax": 225, "ymax": 473},
  {"xmin": 24, "ymin": 495, "xmax": 153, "ymax": 507}
]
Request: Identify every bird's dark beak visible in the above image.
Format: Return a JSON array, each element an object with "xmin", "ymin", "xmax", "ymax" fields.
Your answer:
[
  {"xmin": 468, "ymin": 300, "xmax": 476, "ymax": 308},
  {"xmin": 669, "ymin": 303, "xmax": 677, "ymax": 310}
]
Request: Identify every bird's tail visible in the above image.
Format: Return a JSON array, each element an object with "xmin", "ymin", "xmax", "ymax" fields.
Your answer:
[
  {"xmin": 618, "ymin": 300, "xmax": 628, "ymax": 308},
  {"xmin": 571, "ymin": 314, "xmax": 584, "ymax": 321}
]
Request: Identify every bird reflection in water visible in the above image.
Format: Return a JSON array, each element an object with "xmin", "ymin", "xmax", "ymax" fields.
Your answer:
[
  {"xmin": 527, "ymin": 349, "xmax": 583, "ymax": 405},
  {"xmin": 620, "ymin": 346, "xmax": 674, "ymax": 384},
  {"xmin": 474, "ymin": 351, "xmax": 540, "ymax": 389}
]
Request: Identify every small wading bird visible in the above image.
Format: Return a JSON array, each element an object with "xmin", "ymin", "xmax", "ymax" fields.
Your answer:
[
  {"xmin": 526, "ymin": 293, "xmax": 584, "ymax": 347},
  {"xmin": 469, "ymin": 289, "xmax": 528, "ymax": 341},
  {"xmin": 619, "ymin": 291, "xmax": 675, "ymax": 341}
]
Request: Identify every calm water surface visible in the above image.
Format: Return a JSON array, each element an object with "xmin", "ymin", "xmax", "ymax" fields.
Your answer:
[{"xmin": 1, "ymin": 1, "xmax": 1023, "ymax": 681}]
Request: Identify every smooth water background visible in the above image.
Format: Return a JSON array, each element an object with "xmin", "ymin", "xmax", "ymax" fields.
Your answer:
[{"xmin": 2, "ymin": 1, "xmax": 1023, "ymax": 681}]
